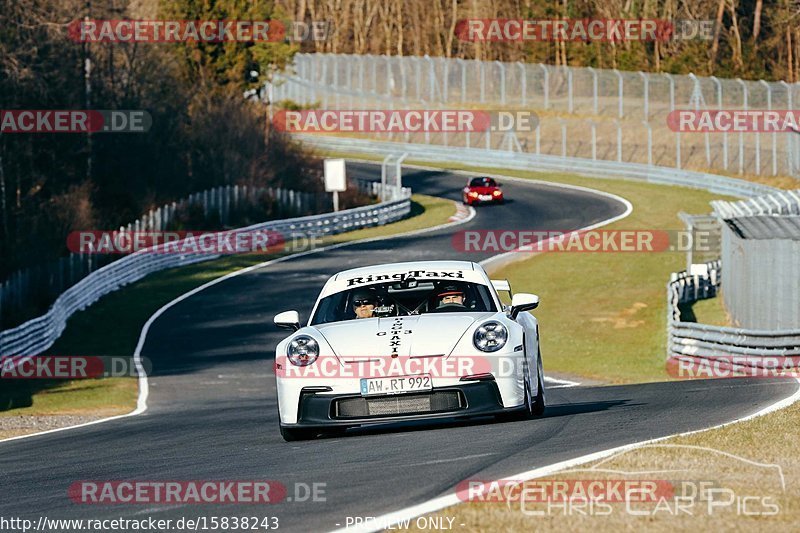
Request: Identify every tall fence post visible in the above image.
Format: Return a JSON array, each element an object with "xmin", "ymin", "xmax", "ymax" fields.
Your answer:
[
  {"xmin": 760, "ymin": 80, "xmax": 777, "ymax": 176},
  {"xmin": 666, "ymin": 73, "xmax": 675, "ymax": 112},
  {"xmin": 614, "ymin": 69, "xmax": 624, "ymax": 118},
  {"xmin": 638, "ymin": 71, "xmax": 649, "ymax": 120},
  {"xmin": 495, "ymin": 61, "xmax": 506, "ymax": 104},
  {"xmin": 567, "ymin": 67, "xmax": 573, "ymax": 113},
  {"xmin": 587, "ymin": 67, "xmax": 598, "ymax": 114},
  {"xmin": 539, "ymin": 64, "xmax": 549, "ymax": 109},
  {"xmin": 457, "ymin": 58, "xmax": 466, "ymax": 103}
]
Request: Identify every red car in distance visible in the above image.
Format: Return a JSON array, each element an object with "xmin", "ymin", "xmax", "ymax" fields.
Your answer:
[{"xmin": 463, "ymin": 177, "xmax": 504, "ymax": 206}]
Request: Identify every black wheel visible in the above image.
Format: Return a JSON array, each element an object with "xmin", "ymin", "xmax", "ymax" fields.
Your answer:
[
  {"xmin": 279, "ymin": 424, "xmax": 317, "ymax": 442},
  {"xmin": 496, "ymin": 360, "xmax": 535, "ymax": 423},
  {"xmin": 0, "ymin": 392, "xmax": 12, "ymax": 411},
  {"xmin": 532, "ymin": 349, "xmax": 546, "ymax": 416},
  {"xmin": 11, "ymin": 392, "xmax": 33, "ymax": 409}
]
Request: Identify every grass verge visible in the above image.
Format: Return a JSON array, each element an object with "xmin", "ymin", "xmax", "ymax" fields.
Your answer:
[
  {"xmin": 414, "ymin": 390, "xmax": 800, "ymax": 532},
  {"xmin": 0, "ymin": 194, "xmax": 453, "ymax": 438},
  {"xmin": 690, "ymin": 294, "xmax": 731, "ymax": 327}
]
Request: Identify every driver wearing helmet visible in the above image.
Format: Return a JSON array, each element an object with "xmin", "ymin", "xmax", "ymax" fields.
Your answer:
[
  {"xmin": 351, "ymin": 288, "xmax": 378, "ymax": 319},
  {"xmin": 437, "ymin": 284, "xmax": 467, "ymax": 309}
]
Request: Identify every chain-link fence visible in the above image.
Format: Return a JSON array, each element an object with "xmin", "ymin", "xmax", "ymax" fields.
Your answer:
[{"xmin": 273, "ymin": 53, "xmax": 800, "ymax": 180}]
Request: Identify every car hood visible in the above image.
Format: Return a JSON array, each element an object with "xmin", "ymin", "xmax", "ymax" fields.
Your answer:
[{"xmin": 315, "ymin": 314, "xmax": 481, "ymax": 362}]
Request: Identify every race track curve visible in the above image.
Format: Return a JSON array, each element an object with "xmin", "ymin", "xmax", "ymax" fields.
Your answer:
[{"xmin": 0, "ymin": 162, "xmax": 796, "ymax": 532}]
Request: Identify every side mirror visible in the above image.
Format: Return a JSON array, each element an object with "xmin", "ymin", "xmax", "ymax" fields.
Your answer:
[
  {"xmin": 274, "ymin": 310, "xmax": 301, "ymax": 331},
  {"xmin": 509, "ymin": 293, "xmax": 539, "ymax": 319}
]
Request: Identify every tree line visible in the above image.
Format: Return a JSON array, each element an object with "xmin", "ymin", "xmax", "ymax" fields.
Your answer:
[
  {"xmin": 285, "ymin": 0, "xmax": 799, "ymax": 82},
  {"xmin": 0, "ymin": 0, "xmax": 320, "ymax": 282},
  {"xmin": 2, "ymin": 0, "xmax": 797, "ymax": 286}
]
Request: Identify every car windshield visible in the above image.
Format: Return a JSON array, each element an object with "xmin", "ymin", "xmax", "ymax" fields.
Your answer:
[
  {"xmin": 311, "ymin": 279, "xmax": 498, "ymax": 325},
  {"xmin": 469, "ymin": 177, "xmax": 497, "ymax": 187}
]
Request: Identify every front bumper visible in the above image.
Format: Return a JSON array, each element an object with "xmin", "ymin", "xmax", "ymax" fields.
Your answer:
[
  {"xmin": 286, "ymin": 380, "xmax": 522, "ymax": 428},
  {"xmin": 465, "ymin": 196, "xmax": 503, "ymax": 204}
]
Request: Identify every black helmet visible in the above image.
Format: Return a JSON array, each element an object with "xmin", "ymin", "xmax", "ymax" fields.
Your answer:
[{"xmin": 352, "ymin": 288, "xmax": 378, "ymax": 306}]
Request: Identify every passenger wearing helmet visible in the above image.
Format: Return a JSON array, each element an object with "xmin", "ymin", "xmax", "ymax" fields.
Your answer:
[
  {"xmin": 351, "ymin": 288, "xmax": 378, "ymax": 319},
  {"xmin": 436, "ymin": 284, "xmax": 467, "ymax": 310}
]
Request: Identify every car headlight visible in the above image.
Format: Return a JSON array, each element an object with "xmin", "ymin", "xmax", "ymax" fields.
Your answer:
[
  {"xmin": 287, "ymin": 336, "xmax": 319, "ymax": 366},
  {"xmin": 473, "ymin": 322, "xmax": 508, "ymax": 352}
]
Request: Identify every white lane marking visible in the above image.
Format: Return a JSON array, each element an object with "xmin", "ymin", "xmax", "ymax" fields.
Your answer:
[
  {"xmin": 397, "ymin": 453, "xmax": 498, "ymax": 468},
  {"xmin": 329, "ymin": 377, "xmax": 800, "ymax": 533},
  {"xmin": 349, "ymin": 160, "xmax": 634, "ymax": 270},
  {"xmin": 0, "ymin": 353, "xmax": 149, "ymax": 445},
  {"xmin": 543, "ymin": 376, "xmax": 581, "ymax": 388},
  {"xmin": 448, "ymin": 202, "xmax": 472, "ymax": 222},
  {"xmin": 0, "ymin": 197, "xmax": 475, "ymax": 445}
]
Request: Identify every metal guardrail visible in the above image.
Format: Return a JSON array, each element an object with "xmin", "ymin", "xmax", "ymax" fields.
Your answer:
[
  {"xmin": 667, "ymin": 261, "xmax": 800, "ymax": 359},
  {"xmin": 294, "ymin": 134, "xmax": 776, "ymax": 198},
  {"xmin": 280, "ymin": 53, "xmax": 800, "ymax": 178},
  {"xmin": 0, "ymin": 184, "xmax": 324, "ymax": 328},
  {"xmin": 712, "ymin": 189, "xmax": 800, "ymax": 218},
  {"xmin": 0, "ymin": 193, "xmax": 411, "ymax": 357}
]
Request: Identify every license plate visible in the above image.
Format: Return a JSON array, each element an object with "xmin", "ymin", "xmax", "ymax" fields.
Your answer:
[
  {"xmin": 360, "ymin": 375, "xmax": 432, "ymax": 396},
  {"xmin": 479, "ymin": 195, "xmax": 493, "ymax": 201}
]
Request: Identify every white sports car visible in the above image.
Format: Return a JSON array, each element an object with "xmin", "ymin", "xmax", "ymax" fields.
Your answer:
[{"xmin": 273, "ymin": 260, "xmax": 545, "ymax": 441}]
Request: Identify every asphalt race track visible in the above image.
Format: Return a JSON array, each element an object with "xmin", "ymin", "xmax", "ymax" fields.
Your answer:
[{"xmin": 0, "ymin": 163, "xmax": 797, "ymax": 532}]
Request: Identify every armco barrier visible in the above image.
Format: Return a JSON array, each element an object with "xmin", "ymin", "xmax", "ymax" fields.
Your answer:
[
  {"xmin": 0, "ymin": 184, "xmax": 326, "ymax": 328},
  {"xmin": 294, "ymin": 134, "xmax": 776, "ymax": 198},
  {"xmin": 667, "ymin": 261, "xmax": 800, "ymax": 359},
  {"xmin": 0, "ymin": 192, "xmax": 410, "ymax": 357}
]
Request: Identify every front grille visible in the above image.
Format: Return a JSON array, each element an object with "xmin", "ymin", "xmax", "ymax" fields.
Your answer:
[{"xmin": 333, "ymin": 391, "xmax": 464, "ymax": 418}]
